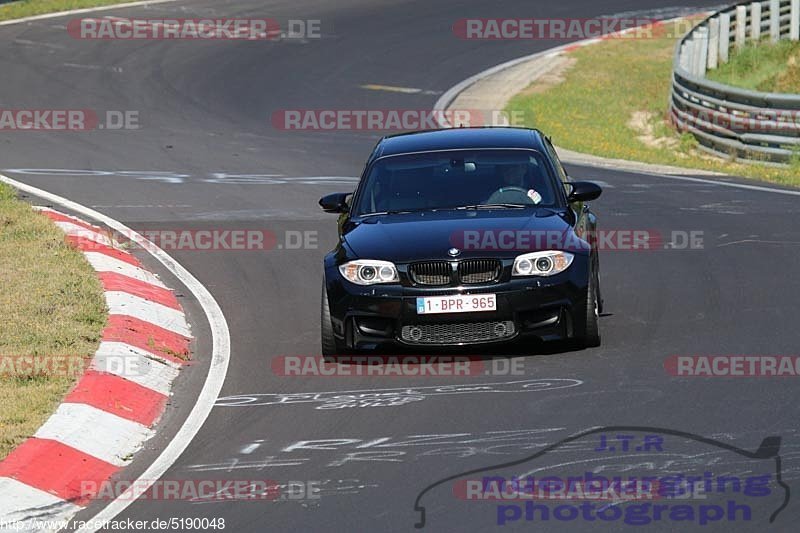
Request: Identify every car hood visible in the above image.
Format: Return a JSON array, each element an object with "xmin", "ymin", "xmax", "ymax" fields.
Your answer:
[{"xmin": 342, "ymin": 209, "xmax": 581, "ymax": 263}]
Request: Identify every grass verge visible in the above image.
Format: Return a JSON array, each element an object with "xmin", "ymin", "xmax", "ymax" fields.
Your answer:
[
  {"xmin": 0, "ymin": 183, "xmax": 106, "ymax": 460},
  {"xmin": 0, "ymin": 0, "xmax": 136, "ymax": 22},
  {"xmin": 706, "ymin": 39, "xmax": 800, "ymax": 93},
  {"xmin": 506, "ymin": 18, "xmax": 800, "ymax": 187}
]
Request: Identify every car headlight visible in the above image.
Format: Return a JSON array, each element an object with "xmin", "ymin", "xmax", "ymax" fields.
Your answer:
[
  {"xmin": 512, "ymin": 251, "xmax": 573, "ymax": 277},
  {"xmin": 339, "ymin": 260, "xmax": 399, "ymax": 285}
]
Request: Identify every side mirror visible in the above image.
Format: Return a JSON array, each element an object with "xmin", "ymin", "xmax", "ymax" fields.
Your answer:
[
  {"xmin": 567, "ymin": 181, "xmax": 602, "ymax": 202},
  {"xmin": 319, "ymin": 192, "xmax": 351, "ymax": 213}
]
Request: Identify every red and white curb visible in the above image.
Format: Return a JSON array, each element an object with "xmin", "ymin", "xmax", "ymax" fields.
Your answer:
[{"xmin": 0, "ymin": 208, "xmax": 191, "ymax": 530}]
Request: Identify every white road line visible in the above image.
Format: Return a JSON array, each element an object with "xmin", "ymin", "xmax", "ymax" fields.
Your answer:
[
  {"xmin": 83, "ymin": 252, "xmax": 167, "ymax": 287},
  {"xmin": 91, "ymin": 341, "xmax": 181, "ymax": 395},
  {"xmin": 360, "ymin": 84, "xmax": 441, "ymax": 95},
  {"xmin": 105, "ymin": 291, "xmax": 191, "ymax": 337},
  {"xmin": 63, "ymin": 63, "xmax": 124, "ymax": 73},
  {"xmin": 634, "ymin": 171, "xmax": 800, "ymax": 197},
  {"xmin": 0, "ymin": 478, "xmax": 81, "ymax": 530},
  {"xmin": 0, "ymin": 0, "xmax": 181, "ymax": 27},
  {"xmin": 90, "ymin": 204, "xmax": 192, "ymax": 208},
  {"xmin": 12, "ymin": 39, "xmax": 65, "ymax": 50},
  {"xmin": 0, "ymin": 173, "xmax": 230, "ymax": 532},
  {"xmin": 34, "ymin": 404, "xmax": 153, "ymax": 467}
]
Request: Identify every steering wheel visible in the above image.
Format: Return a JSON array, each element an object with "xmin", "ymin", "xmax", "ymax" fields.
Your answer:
[{"xmin": 486, "ymin": 186, "xmax": 533, "ymax": 205}]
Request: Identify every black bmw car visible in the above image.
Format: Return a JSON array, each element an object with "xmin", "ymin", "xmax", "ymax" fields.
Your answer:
[{"xmin": 319, "ymin": 127, "xmax": 602, "ymax": 354}]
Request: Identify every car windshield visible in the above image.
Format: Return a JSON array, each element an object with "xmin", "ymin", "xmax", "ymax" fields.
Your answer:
[{"xmin": 353, "ymin": 149, "xmax": 560, "ymax": 216}]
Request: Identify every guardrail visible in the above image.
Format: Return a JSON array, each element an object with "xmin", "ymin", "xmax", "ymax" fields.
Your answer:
[{"xmin": 670, "ymin": 0, "xmax": 800, "ymax": 165}]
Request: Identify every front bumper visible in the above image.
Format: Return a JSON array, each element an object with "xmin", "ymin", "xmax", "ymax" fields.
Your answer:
[{"xmin": 324, "ymin": 257, "xmax": 589, "ymax": 350}]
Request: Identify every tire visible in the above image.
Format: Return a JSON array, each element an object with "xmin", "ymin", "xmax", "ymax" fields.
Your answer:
[
  {"xmin": 594, "ymin": 253, "xmax": 604, "ymax": 315},
  {"xmin": 575, "ymin": 266, "xmax": 601, "ymax": 348},
  {"xmin": 321, "ymin": 282, "xmax": 343, "ymax": 356}
]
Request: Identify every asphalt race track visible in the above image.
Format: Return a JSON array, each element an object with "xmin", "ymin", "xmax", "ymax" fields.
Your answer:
[{"xmin": 3, "ymin": 0, "xmax": 800, "ymax": 531}]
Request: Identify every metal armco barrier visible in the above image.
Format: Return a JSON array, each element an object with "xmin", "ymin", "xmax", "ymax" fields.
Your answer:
[{"xmin": 670, "ymin": 0, "xmax": 800, "ymax": 165}]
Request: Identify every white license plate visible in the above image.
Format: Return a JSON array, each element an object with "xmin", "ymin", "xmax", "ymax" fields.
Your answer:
[{"xmin": 416, "ymin": 294, "xmax": 497, "ymax": 315}]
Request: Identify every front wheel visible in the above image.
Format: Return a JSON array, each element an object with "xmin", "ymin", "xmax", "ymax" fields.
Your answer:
[
  {"xmin": 321, "ymin": 282, "xmax": 344, "ymax": 356},
  {"xmin": 574, "ymin": 268, "xmax": 601, "ymax": 348}
]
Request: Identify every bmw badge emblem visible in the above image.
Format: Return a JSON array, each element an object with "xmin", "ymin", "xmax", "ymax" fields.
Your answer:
[{"xmin": 448, "ymin": 248, "xmax": 461, "ymax": 257}]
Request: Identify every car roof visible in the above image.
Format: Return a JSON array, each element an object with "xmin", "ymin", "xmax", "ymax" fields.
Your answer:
[{"xmin": 372, "ymin": 127, "xmax": 547, "ymax": 161}]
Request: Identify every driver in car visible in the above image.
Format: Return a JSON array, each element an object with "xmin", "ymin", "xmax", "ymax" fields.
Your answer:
[{"xmin": 494, "ymin": 164, "xmax": 543, "ymax": 204}]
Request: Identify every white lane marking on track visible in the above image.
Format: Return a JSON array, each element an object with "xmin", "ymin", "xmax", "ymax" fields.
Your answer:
[
  {"xmin": 360, "ymin": 84, "xmax": 442, "ymax": 95},
  {"xmin": 0, "ymin": 173, "xmax": 230, "ymax": 532},
  {"xmin": 13, "ymin": 39, "xmax": 65, "ymax": 49},
  {"xmin": 239, "ymin": 441, "xmax": 264, "ymax": 455},
  {"xmin": 3, "ymin": 169, "xmax": 359, "ymax": 186},
  {"xmin": 34, "ymin": 404, "xmax": 153, "ymax": 467},
  {"xmin": 91, "ymin": 204, "xmax": 192, "ymax": 208},
  {"xmin": 633, "ymin": 171, "xmax": 800, "ymax": 197},
  {"xmin": 63, "ymin": 63, "xmax": 124, "ymax": 73},
  {"xmin": 717, "ymin": 239, "xmax": 800, "ymax": 247}
]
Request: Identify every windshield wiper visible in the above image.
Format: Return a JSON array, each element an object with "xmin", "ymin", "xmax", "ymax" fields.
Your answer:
[
  {"xmin": 359, "ymin": 204, "xmax": 532, "ymax": 217},
  {"xmin": 359, "ymin": 207, "xmax": 437, "ymax": 217},
  {"xmin": 454, "ymin": 203, "xmax": 531, "ymax": 210}
]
